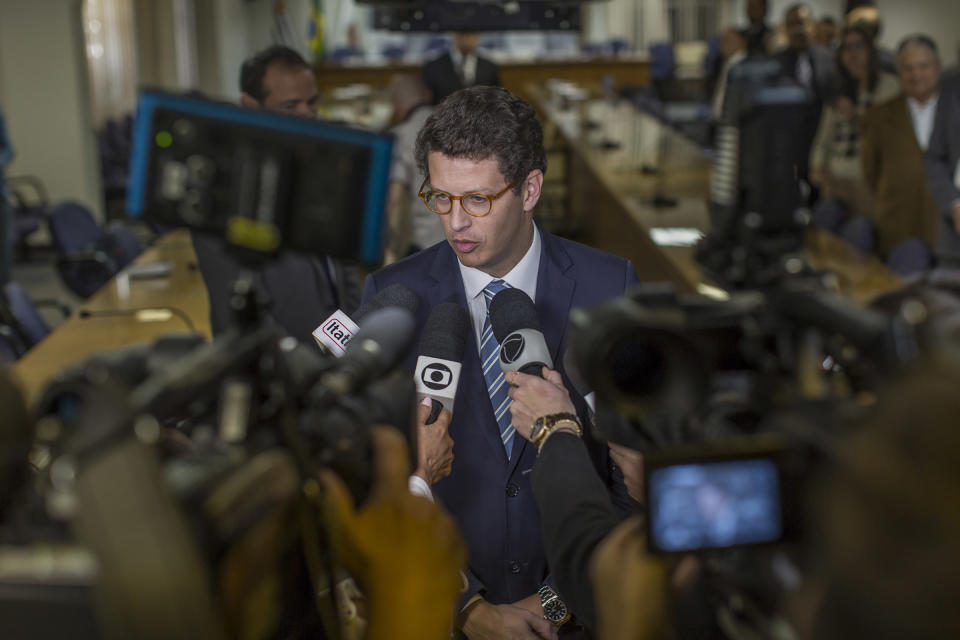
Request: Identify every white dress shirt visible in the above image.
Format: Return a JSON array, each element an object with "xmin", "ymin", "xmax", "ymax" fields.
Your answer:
[
  {"xmin": 449, "ymin": 48, "xmax": 478, "ymax": 86},
  {"xmin": 907, "ymin": 93, "xmax": 939, "ymax": 151},
  {"xmin": 458, "ymin": 224, "xmax": 542, "ymax": 351}
]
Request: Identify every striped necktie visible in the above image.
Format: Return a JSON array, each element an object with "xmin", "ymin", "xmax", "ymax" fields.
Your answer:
[{"xmin": 480, "ymin": 279, "xmax": 515, "ymax": 459}]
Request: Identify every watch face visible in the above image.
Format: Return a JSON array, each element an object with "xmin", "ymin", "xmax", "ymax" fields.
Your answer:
[
  {"xmin": 543, "ymin": 598, "xmax": 568, "ymax": 622},
  {"xmin": 530, "ymin": 422, "xmax": 546, "ymax": 443}
]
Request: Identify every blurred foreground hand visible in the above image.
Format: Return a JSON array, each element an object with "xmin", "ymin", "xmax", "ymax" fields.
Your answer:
[
  {"xmin": 591, "ymin": 517, "xmax": 699, "ymax": 640},
  {"xmin": 322, "ymin": 426, "xmax": 467, "ymax": 640}
]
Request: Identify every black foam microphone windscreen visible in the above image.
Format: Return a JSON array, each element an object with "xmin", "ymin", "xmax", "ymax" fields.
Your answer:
[
  {"xmin": 354, "ymin": 283, "xmax": 421, "ymax": 323},
  {"xmin": 419, "ymin": 303, "xmax": 469, "ymax": 360},
  {"xmin": 489, "ymin": 287, "xmax": 543, "ymax": 343}
]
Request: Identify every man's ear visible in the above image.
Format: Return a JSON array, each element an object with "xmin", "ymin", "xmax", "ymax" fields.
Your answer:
[
  {"xmin": 240, "ymin": 93, "xmax": 261, "ymax": 110},
  {"xmin": 521, "ymin": 169, "xmax": 544, "ymax": 212}
]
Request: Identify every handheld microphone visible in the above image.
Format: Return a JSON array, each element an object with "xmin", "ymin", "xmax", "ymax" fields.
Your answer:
[
  {"xmin": 489, "ymin": 288, "xmax": 553, "ymax": 377},
  {"xmin": 414, "ymin": 303, "xmax": 468, "ymax": 424},
  {"xmin": 312, "ymin": 283, "xmax": 419, "ymax": 356},
  {"xmin": 319, "ymin": 306, "xmax": 417, "ymax": 398}
]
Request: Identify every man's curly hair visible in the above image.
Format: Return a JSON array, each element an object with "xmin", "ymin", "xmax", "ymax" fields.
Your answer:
[{"xmin": 415, "ymin": 86, "xmax": 547, "ymax": 194}]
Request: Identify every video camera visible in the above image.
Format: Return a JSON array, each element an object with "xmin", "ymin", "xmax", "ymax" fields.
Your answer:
[
  {"xmin": 0, "ymin": 91, "xmax": 415, "ymax": 640},
  {"xmin": 567, "ymin": 58, "xmax": 924, "ymax": 637}
]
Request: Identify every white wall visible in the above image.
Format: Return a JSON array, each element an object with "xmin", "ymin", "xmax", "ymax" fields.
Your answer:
[
  {"xmin": 875, "ymin": 0, "xmax": 960, "ymax": 67},
  {"xmin": 0, "ymin": 0, "xmax": 103, "ymax": 216}
]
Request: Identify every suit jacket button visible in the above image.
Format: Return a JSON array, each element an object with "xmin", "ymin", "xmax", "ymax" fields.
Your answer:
[
  {"xmin": 509, "ymin": 561, "xmax": 521, "ymax": 574},
  {"xmin": 506, "ymin": 483, "xmax": 519, "ymax": 497}
]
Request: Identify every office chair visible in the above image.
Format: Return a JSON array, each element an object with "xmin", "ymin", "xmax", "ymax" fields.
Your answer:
[
  {"xmin": 0, "ymin": 325, "xmax": 24, "ymax": 362},
  {"xmin": 47, "ymin": 201, "xmax": 142, "ymax": 298},
  {"xmin": 887, "ymin": 238, "xmax": 933, "ymax": 276},
  {"xmin": 2, "ymin": 281, "xmax": 70, "ymax": 349},
  {"xmin": 6, "ymin": 175, "xmax": 51, "ymax": 260},
  {"xmin": 838, "ymin": 215, "xmax": 876, "ymax": 253}
]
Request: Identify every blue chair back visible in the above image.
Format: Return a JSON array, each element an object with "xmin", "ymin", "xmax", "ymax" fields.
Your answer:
[
  {"xmin": 381, "ymin": 45, "xmax": 406, "ymax": 62},
  {"xmin": 103, "ymin": 221, "xmax": 142, "ymax": 269},
  {"xmin": 649, "ymin": 42, "xmax": 676, "ymax": 82},
  {"xmin": 886, "ymin": 238, "xmax": 933, "ymax": 276},
  {"xmin": 48, "ymin": 202, "xmax": 103, "ymax": 255},
  {"xmin": 3, "ymin": 282, "xmax": 51, "ymax": 347},
  {"xmin": 838, "ymin": 215, "xmax": 875, "ymax": 252},
  {"xmin": 811, "ymin": 198, "xmax": 849, "ymax": 233},
  {"xmin": 0, "ymin": 327, "xmax": 23, "ymax": 363},
  {"xmin": 424, "ymin": 36, "xmax": 450, "ymax": 57}
]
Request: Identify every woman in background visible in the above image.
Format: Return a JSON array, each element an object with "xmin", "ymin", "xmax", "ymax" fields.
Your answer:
[{"xmin": 809, "ymin": 24, "xmax": 898, "ymax": 217}]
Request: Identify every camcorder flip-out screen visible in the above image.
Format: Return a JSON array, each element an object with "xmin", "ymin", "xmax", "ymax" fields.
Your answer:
[
  {"xmin": 644, "ymin": 440, "xmax": 799, "ymax": 554},
  {"xmin": 126, "ymin": 90, "xmax": 394, "ymax": 265}
]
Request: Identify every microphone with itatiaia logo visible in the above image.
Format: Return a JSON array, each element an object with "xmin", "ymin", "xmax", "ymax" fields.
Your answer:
[
  {"xmin": 312, "ymin": 283, "xmax": 420, "ymax": 356},
  {"xmin": 414, "ymin": 302, "xmax": 469, "ymax": 424},
  {"xmin": 489, "ymin": 288, "xmax": 554, "ymax": 377}
]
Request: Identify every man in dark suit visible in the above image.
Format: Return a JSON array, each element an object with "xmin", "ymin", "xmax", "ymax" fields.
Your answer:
[
  {"xmin": 925, "ymin": 67, "xmax": 960, "ymax": 264},
  {"xmin": 362, "ymin": 87, "xmax": 637, "ymax": 638},
  {"xmin": 192, "ymin": 46, "xmax": 360, "ymax": 343},
  {"xmin": 423, "ymin": 33, "xmax": 500, "ymax": 105},
  {"xmin": 774, "ymin": 4, "xmax": 837, "ymax": 189}
]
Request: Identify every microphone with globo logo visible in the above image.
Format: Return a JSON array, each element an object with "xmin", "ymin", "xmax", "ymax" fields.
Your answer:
[
  {"xmin": 489, "ymin": 288, "xmax": 554, "ymax": 377},
  {"xmin": 414, "ymin": 302, "xmax": 468, "ymax": 424},
  {"xmin": 312, "ymin": 283, "xmax": 420, "ymax": 356}
]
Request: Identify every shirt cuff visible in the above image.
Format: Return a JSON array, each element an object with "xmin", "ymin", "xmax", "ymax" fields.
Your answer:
[{"xmin": 408, "ymin": 474, "xmax": 434, "ymax": 502}]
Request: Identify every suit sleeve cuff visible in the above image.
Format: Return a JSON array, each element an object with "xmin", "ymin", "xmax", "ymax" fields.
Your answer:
[{"xmin": 458, "ymin": 570, "xmax": 486, "ymax": 611}]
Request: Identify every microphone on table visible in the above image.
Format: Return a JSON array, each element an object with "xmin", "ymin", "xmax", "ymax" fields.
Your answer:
[
  {"xmin": 78, "ymin": 307, "xmax": 196, "ymax": 332},
  {"xmin": 312, "ymin": 283, "xmax": 420, "ymax": 356},
  {"xmin": 414, "ymin": 303, "xmax": 469, "ymax": 424},
  {"xmin": 489, "ymin": 288, "xmax": 554, "ymax": 377}
]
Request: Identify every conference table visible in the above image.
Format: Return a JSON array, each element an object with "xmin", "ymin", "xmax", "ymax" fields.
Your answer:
[
  {"xmin": 11, "ymin": 229, "xmax": 211, "ymax": 405},
  {"xmin": 529, "ymin": 82, "xmax": 903, "ymax": 304}
]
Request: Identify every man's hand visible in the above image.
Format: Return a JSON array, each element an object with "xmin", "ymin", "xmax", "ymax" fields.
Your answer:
[
  {"xmin": 506, "ymin": 368, "xmax": 576, "ymax": 443},
  {"xmin": 511, "ymin": 592, "xmax": 545, "ymax": 619},
  {"xmin": 321, "ymin": 426, "xmax": 466, "ymax": 640},
  {"xmin": 459, "ymin": 598, "xmax": 558, "ymax": 640},
  {"xmin": 413, "ymin": 398, "xmax": 455, "ymax": 486},
  {"xmin": 951, "ymin": 203, "xmax": 960, "ymax": 235},
  {"xmin": 608, "ymin": 442, "xmax": 645, "ymax": 504}
]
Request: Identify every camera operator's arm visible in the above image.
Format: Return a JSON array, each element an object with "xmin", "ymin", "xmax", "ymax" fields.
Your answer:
[
  {"xmin": 322, "ymin": 426, "xmax": 466, "ymax": 640},
  {"xmin": 607, "ymin": 443, "xmax": 645, "ymax": 505},
  {"xmin": 508, "ymin": 369, "xmax": 621, "ymax": 630}
]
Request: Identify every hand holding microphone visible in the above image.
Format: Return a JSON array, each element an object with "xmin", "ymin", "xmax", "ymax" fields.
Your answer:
[
  {"xmin": 411, "ymin": 302, "xmax": 468, "ymax": 486},
  {"xmin": 506, "ymin": 368, "xmax": 576, "ymax": 445},
  {"xmin": 414, "ymin": 398, "xmax": 454, "ymax": 486}
]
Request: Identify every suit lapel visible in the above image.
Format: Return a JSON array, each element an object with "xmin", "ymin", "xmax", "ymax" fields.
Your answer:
[{"xmin": 508, "ymin": 230, "xmax": 576, "ymax": 475}]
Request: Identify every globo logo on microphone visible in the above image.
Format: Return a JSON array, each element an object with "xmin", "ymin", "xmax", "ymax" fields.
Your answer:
[{"xmin": 421, "ymin": 363, "xmax": 454, "ymax": 390}]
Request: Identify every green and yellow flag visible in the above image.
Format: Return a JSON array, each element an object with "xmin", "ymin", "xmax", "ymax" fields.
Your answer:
[{"xmin": 308, "ymin": 0, "xmax": 325, "ymax": 63}]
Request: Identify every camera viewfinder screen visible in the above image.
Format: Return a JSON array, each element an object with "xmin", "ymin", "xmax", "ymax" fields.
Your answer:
[{"xmin": 647, "ymin": 458, "xmax": 782, "ymax": 552}]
